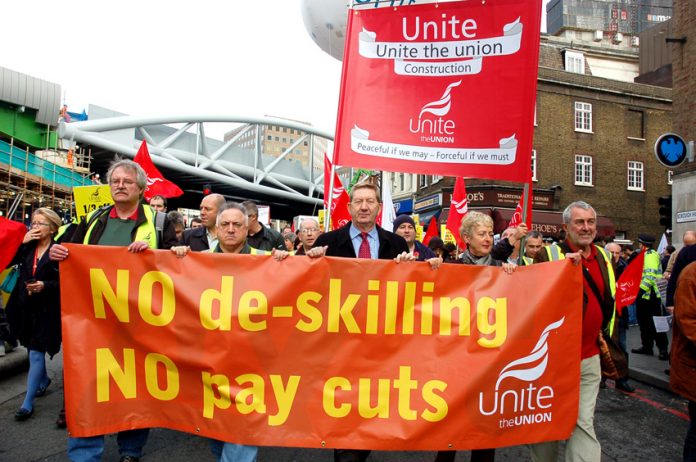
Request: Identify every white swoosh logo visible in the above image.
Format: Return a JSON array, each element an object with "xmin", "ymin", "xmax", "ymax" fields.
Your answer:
[{"xmin": 419, "ymin": 80, "xmax": 462, "ymax": 119}]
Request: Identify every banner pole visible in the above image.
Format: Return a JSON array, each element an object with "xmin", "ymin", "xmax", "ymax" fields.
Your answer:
[
  {"xmin": 325, "ymin": 157, "xmax": 337, "ymax": 233},
  {"xmin": 518, "ymin": 182, "xmax": 530, "ymax": 265}
]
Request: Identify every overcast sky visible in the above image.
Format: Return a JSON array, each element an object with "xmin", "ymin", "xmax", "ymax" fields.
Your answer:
[{"xmin": 1, "ymin": 0, "xmax": 548, "ymax": 138}]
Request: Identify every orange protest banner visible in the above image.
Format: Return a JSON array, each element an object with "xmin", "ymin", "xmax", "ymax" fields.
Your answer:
[{"xmin": 60, "ymin": 244, "xmax": 582, "ymax": 451}]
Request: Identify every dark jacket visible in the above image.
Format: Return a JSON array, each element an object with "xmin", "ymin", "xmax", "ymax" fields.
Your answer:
[
  {"xmin": 71, "ymin": 204, "xmax": 178, "ymax": 249},
  {"xmin": 667, "ymin": 244, "xmax": 696, "ymax": 307},
  {"xmin": 6, "ymin": 240, "xmax": 61, "ymax": 356},
  {"xmin": 413, "ymin": 240, "xmax": 436, "ymax": 261},
  {"xmin": 670, "ymin": 260, "xmax": 696, "ymax": 402},
  {"xmin": 313, "ymin": 223, "xmax": 408, "ymax": 259},
  {"xmin": 182, "ymin": 226, "xmax": 210, "ymax": 251},
  {"xmin": 247, "ymin": 224, "xmax": 285, "ymax": 251}
]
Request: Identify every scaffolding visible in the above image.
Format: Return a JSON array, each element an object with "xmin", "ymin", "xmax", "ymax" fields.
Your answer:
[{"xmin": 0, "ymin": 129, "xmax": 92, "ymax": 222}]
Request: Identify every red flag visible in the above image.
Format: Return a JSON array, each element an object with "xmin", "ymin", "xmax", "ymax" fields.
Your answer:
[
  {"xmin": 422, "ymin": 216, "xmax": 439, "ymax": 247},
  {"xmin": 615, "ymin": 250, "xmax": 646, "ymax": 314},
  {"xmin": 507, "ymin": 186, "xmax": 533, "ymax": 229},
  {"xmin": 446, "ymin": 177, "xmax": 468, "ymax": 248},
  {"xmin": 133, "ymin": 140, "xmax": 183, "ymax": 201},
  {"xmin": 0, "ymin": 217, "xmax": 27, "ymax": 269},
  {"xmin": 323, "ymin": 155, "xmax": 352, "ymax": 230}
]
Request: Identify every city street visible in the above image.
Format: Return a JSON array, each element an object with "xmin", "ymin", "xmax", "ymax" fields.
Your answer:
[{"xmin": 0, "ymin": 328, "xmax": 690, "ymax": 462}]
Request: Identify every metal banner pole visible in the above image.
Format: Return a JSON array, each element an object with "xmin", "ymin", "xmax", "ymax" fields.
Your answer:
[{"xmin": 518, "ymin": 182, "xmax": 530, "ymax": 265}]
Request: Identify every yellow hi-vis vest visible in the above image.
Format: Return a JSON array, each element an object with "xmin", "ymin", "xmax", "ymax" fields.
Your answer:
[
  {"xmin": 543, "ymin": 243, "xmax": 617, "ymax": 335},
  {"xmin": 640, "ymin": 249, "xmax": 662, "ymax": 299},
  {"xmin": 83, "ymin": 205, "xmax": 159, "ymax": 249}
]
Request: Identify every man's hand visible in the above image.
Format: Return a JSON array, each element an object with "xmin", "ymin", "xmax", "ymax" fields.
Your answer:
[
  {"xmin": 305, "ymin": 246, "xmax": 327, "ymax": 259},
  {"xmin": 271, "ymin": 248, "xmax": 290, "ymax": 261},
  {"xmin": 508, "ymin": 223, "xmax": 529, "ymax": 245},
  {"xmin": 564, "ymin": 252, "xmax": 582, "ymax": 265},
  {"xmin": 127, "ymin": 241, "xmax": 150, "ymax": 253},
  {"xmin": 426, "ymin": 257, "xmax": 443, "ymax": 270},
  {"xmin": 666, "ymin": 305, "xmax": 674, "ymax": 315},
  {"xmin": 502, "ymin": 262, "xmax": 518, "ymax": 275},
  {"xmin": 394, "ymin": 252, "xmax": 417, "ymax": 263},
  {"xmin": 49, "ymin": 244, "xmax": 69, "ymax": 261},
  {"xmin": 170, "ymin": 246, "xmax": 190, "ymax": 258}
]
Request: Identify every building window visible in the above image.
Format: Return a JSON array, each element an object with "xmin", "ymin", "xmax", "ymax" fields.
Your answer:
[
  {"xmin": 668, "ymin": 170, "xmax": 673, "ymax": 185},
  {"xmin": 275, "ymin": 136, "xmax": 279, "ymax": 141},
  {"xmin": 565, "ymin": 50, "xmax": 585, "ymax": 74},
  {"xmin": 531, "ymin": 149, "xmax": 538, "ymax": 182},
  {"xmin": 574, "ymin": 155, "xmax": 593, "ymax": 186},
  {"xmin": 432, "ymin": 175, "xmax": 443, "ymax": 183},
  {"xmin": 574, "ymin": 102, "xmax": 592, "ymax": 133},
  {"xmin": 534, "ymin": 102, "xmax": 538, "ymax": 126},
  {"xmin": 267, "ymin": 135, "xmax": 272, "ymax": 141},
  {"xmin": 399, "ymin": 173, "xmax": 405, "ymax": 191},
  {"xmin": 627, "ymin": 161, "xmax": 644, "ymax": 191},
  {"xmin": 419, "ymin": 175, "xmax": 429, "ymax": 188},
  {"xmin": 627, "ymin": 109, "xmax": 645, "ymax": 140}
]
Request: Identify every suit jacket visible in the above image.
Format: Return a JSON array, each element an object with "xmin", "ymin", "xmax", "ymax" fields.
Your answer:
[
  {"xmin": 182, "ymin": 226, "xmax": 210, "ymax": 252},
  {"xmin": 313, "ymin": 223, "xmax": 408, "ymax": 259}
]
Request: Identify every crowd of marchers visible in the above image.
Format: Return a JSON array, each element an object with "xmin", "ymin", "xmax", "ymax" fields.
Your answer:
[{"xmin": 1, "ymin": 158, "xmax": 695, "ymax": 462}]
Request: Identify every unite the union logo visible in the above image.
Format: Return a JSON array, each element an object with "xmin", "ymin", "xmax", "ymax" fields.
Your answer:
[
  {"xmin": 478, "ymin": 317, "xmax": 565, "ymax": 428},
  {"xmin": 408, "ymin": 80, "xmax": 461, "ymax": 144}
]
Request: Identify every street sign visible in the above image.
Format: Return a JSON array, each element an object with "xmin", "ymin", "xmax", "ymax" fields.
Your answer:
[
  {"xmin": 676, "ymin": 210, "xmax": 696, "ymax": 224},
  {"xmin": 654, "ymin": 133, "xmax": 687, "ymax": 168}
]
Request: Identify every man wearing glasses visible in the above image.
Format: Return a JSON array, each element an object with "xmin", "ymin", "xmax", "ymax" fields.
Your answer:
[{"xmin": 295, "ymin": 218, "xmax": 321, "ymax": 255}]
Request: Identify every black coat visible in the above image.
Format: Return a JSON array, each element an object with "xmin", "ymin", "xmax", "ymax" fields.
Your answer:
[
  {"xmin": 6, "ymin": 240, "xmax": 61, "ymax": 357},
  {"xmin": 182, "ymin": 226, "xmax": 210, "ymax": 251},
  {"xmin": 313, "ymin": 223, "xmax": 408, "ymax": 259}
]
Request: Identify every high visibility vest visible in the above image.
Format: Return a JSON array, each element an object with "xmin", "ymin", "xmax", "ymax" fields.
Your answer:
[
  {"xmin": 640, "ymin": 249, "xmax": 662, "ymax": 299},
  {"xmin": 55, "ymin": 218, "xmax": 77, "ymax": 242},
  {"xmin": 83, "ymin": 206, "xmax": 159, "ymax": 249},
  {"xmin": 543, "ymin": 243, "xmax": 617, "ymax": 335}
]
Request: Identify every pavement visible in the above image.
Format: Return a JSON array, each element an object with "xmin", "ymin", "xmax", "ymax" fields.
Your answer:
[{"xmin": 0, "ymin": 326, "xmax": 672, "ymax": 390}]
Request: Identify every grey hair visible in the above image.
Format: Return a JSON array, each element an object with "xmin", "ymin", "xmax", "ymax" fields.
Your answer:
[
  {"xmin": 217, "ymin": 201, "xmax": 248, "ymax": 226},
  {"xmin": 299, "ymin": 217, "xmax": 319, "ymax": 231},
  {"xmin": 562, "ymin": 201, "xmax": 596, "ymax": 224},
  {"xmin": 459, "ymin": 211, "xmax": 494, "ymax": 238},
  {"xmin": 106, "ymin": 159, "xmax": 147, "ymax": 198},
  {"xmin": 527, "ymin": 230, "xmax": 543, "ymax": 240},
  {"xmin": 241, "ymin": 200, "xmax": 259, "ymax": 216}
]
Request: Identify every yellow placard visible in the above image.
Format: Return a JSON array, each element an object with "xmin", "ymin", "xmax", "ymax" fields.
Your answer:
[
  {"xmin": 318, "ymin": 209, "xmax": 326, "ymax": 230},
  {"xmin": 73, "ymin": 185, "xmax": 114, "ymax": 220}
]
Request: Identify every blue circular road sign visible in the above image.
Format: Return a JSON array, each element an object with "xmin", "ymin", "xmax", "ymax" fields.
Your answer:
[{"xmin": 654, "ymin": 133, "xmax": 687, "ymax": 168}]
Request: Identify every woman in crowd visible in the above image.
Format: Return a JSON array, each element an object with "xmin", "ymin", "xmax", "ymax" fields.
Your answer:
[
  {"xmin": 6, "ymin": 208, "xmax": 62, "ymax": 421},
  {"xmin": 435, "ymin": 211, "xmax": 517, "ymax": 462}
]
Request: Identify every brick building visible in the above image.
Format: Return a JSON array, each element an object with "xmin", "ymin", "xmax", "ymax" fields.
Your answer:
[
  {"xmin": 387, "ymin": 34, "xmax": 673, "ymax": 241},
  {"xmin": 670, "ymin": 0, "xmax": 696, "ymax": 246}
]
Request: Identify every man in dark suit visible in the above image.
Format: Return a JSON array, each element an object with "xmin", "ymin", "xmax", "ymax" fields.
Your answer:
[
  {"xmin": 313, "ymin": 182, "xmax": 410, "ymax": 260},
  {"xmin": 312, "ymin": 181, "xmax": 412, "ymax": 462},
  {"xmin": 182, "ymin": 193, "xmax": 225, "ymax": 251}
]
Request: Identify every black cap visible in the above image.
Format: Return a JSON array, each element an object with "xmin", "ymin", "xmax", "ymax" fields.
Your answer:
[
  {"xmin": 428, "ymin": 236, "xmax": 445, "ymax": 251},
  {"xmin": 638, "ymin": 234, "xmax": 656, "ymax": 245},
  {"xmin": 392, "ymin": 214, "xmax": 415, "ymax": 229}
]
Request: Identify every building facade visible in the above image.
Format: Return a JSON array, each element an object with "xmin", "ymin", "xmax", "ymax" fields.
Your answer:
[{"xmin": 547, "ymin": 0, "xmax": 672, "ymax": 38}]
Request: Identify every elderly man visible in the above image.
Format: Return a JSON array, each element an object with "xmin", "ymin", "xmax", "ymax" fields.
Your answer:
[
  {"xmin": 531, "ymin": 201, "xmax": 617, "ymax": 462},
  {"xmin": 631, "ymin": 234, "xmax": 669, "ymax": 360},
  {"xmin": 392, "ymin": 214, "xmax": 437, "ymax": 261},
  {"xmin": 172, "ymin": 202, "xmax": 287, "ymax": 462},
  {"xmin": 183, "ymin": 193, "xmax": 226, "ymax": 251},
  {"xmin": 241, "ymin": 201, "xmax": 286, "ymax": 251},
  {"xmin": 50, "ymin": 159, "xmax": 178, "ymax": 462},
  {"xmin": 295, "ymin": 218, "xmax": 321, "ymax": 255},
  {"xmin": 664, "ymin": 230, "xmax": 696, "ymax": 280},
  {"xmin": 311, "ymin": 182, "xmax": 415, "ymax": 462}
]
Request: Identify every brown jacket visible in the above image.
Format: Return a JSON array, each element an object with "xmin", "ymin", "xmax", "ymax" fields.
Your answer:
[{"xmin": 670, "ymin": 261, "xmax": 696, "ymax": 402}]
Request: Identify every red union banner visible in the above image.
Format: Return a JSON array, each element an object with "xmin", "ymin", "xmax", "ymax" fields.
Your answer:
[
  {"xmin": 333, "ymin": 0, "xmax": 542, "ymax": 181},
  {"xmin": 60, "ymin": 244, "xmax": 581, "ymax": 450}
]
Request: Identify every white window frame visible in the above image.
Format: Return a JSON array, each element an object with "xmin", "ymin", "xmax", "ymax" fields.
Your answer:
[
  {"xmin": 627, "ymin": 161, "xmax": 644, "ymax": 191},
  {"xmin": 668, "ymin": 170, "xmax": 674, "ymax": 185},
  {"xmin": 531, "ymin": 149, "xmax": 538, "ymax": 182},
  {"xmin": 574, "ymin": 155, "xmax": 593, "ymax": 186},
  {"xmin": 574, "ymin": 102, "xmax": 593, "ymax": 133},
  {"xmin": 565, "ymin": 50, "xmax": 585, "ymax": 74}
]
